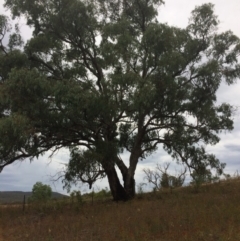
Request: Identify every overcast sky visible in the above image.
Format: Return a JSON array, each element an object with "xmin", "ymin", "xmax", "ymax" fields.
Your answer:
[{"xmin": 0, "ymin": 0, "xmax": 239, "ymax": 195}]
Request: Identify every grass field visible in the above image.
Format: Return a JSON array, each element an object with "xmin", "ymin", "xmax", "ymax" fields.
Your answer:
[{"xmin": 1, "ymin": 179, "xmax": 240, "ymax": 241}]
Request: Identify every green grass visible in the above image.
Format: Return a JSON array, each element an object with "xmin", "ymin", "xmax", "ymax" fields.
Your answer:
[{"xmin": 1, "ymin": 178, "xmax": 240, "ymax": 241}]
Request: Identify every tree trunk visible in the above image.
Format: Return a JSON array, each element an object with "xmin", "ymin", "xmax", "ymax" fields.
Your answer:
[
  {"xmin": 115, "ymin": 156, "xmax": 136, "ymax": 199},
  {"xmin": 124, "ymin": 175, "xmax": 135, "ymax": 198},
  {"xmin": 105, "ymin": 166, "xmax": 128, "ymax": 201},
  {"xmin": 104, "ymin": 155, "xmax": 137, "ymax": 201},
  {"xmin": 123, "ymin": 150, "xmax": 140, "ymax": 199}
]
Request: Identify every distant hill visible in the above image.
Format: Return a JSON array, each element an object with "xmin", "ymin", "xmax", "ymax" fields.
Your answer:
[{"xmin": 0, "ymin": 191, "xmax": 68, "ymax": 204}]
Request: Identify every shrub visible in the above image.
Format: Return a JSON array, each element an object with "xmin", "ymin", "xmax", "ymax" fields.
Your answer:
[{"xmin": 29, "ymin": 182, "xmax": 52, "ymax": 203}]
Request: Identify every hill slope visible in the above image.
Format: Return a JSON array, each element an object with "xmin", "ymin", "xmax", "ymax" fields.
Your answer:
[
  {"xmin": 0, "ymin": 191, "xmax": 68, "ymax": 204},
  {"xmin": 1, "ymin": 179, "xmax": 240, "ymax": 241}
]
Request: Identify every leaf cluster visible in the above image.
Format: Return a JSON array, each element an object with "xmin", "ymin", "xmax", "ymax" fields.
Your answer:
[{"xmin": 29, "ymin": 181, "xmax": 52, "ymax": 203}]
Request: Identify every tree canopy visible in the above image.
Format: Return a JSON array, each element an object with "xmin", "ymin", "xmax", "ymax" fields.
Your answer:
[
  {"xmin": 29, "ymin": 182, "xmax": 52, "ymax": 202},
  {"xmin": 0, "ymin": 0, "xmax": 240, "ymax": 200}
]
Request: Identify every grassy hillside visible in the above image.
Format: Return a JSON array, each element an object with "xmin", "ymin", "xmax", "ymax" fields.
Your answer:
[
  {"xmin": 1, "ymin": 178, "xmax": 240, "ymax": 241},
  {"xmin": 0, "ymin": 191, "xmax": 68, "ymax": 204}
]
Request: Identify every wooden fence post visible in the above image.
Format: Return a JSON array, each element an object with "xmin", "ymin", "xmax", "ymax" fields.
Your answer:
[{"xmin": 22, "ymin": 195, "xmax": 25, "ymax": 212}]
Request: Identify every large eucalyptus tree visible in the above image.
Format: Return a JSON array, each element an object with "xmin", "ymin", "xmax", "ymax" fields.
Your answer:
[{"xmin": 0, "ymin": 0, "xmax": 239, "ymax": 200}]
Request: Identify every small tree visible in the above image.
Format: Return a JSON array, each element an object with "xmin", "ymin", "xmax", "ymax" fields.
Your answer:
[
  {"xmin": 70, "ymin": 190, "xmax": 83, "ymax": 207},
  {"xmin": 143, "ymin": 163, "xmax": 187, "ymax": 190},
  {"xmin": 94, "ymin": 187, "xmax": 112, "ymax": 199},
  {"xmin": 190, "ymin": 168, "xmax": 216, "ymax": 185},
  {"xmin": 29, "ymin": 182, "xmax": 52, "ymax": 203},
  {"xmin": 190, "ymin": 167, "xmax": 220, "ymax": 192},
  {"xmin": 137, "ymin": 182, "xmax": 147, "ymax": 194}
]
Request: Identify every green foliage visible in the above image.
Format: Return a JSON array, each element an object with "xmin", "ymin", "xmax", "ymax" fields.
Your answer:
[
  {"xmin": 143, "ymin": 163, "xmax": 186, "ymax": 190},
  {"xmin": 80, "ymin": 187, "xmax": 112, "ymax": 201},
  {"xmin": 69, "ymin": 190, "xmax": 83, "ymax": 210},
  {"xmin": 191, "ymin": 169, "xmax": 211, "ymax": 184},
  {"xmin": 160, "ymin": 173, "xmax": 170, "ymax": 188},
  {"xmin": 190, "ymin": 168, "xmax": 220, "ymax": 192},
  {"xmin": 1, "ymin": 0, "xmax": 240, "ymax": 200},
  {"xmin": 93, "ymin": 188, "xmax": 112, "ymax": 199},
  {"xmin": 63, "ymin": 148, "xmax": 106, "ymax": 192},
  {"xmin": 223, "ymin": 173, "xmax": 231, "ymax": 180},
  {"xmin": 70, "ymin": 190, "xmax": 83, "ymax": 204},
  {"xmin": 29, "ymin": 182, "xmax": 52, "ymax": 203},
  {"xmin": 161, "ymin": 174, "xmax": 186, "ymax": 189}
]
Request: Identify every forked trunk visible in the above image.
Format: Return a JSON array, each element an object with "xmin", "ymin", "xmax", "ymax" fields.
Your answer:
[
  {"xmin": 105, "ymin": 166, "xmax": 136, "ymax": 201},
  {"xmin": 105, "ymin": 166, "xmax": 128, "ymax": 201},
  {"xmin": 104, "ymin": 152, "xmax": 138, "ymax": 201}
]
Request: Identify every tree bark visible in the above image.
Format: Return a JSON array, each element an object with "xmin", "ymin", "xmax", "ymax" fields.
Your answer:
[
  {"xmin": 105, "ymin": 166, "xmax": 128, "ymax": 201},
  {"xmin": 116, "ymin": 157, "xmax": 136, "ymax": 199},
  {"xmin": 123, "ymin": 149, "xmax": 140, "ymax": 198},
  {"xmin": 104, "ymin": 155, "xmax": 138, "ymax": 201},
  {"xmin": 124, "ymin": 175, "xmax": 135, "ymax": 198}
]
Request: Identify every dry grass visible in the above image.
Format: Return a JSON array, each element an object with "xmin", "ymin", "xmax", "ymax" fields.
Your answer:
[{"xmin": 1, "ymin": 179, "xmax": 240, "ymax": 241}]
